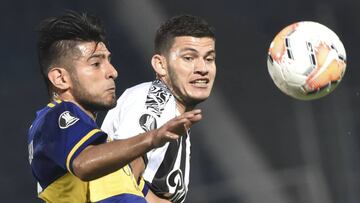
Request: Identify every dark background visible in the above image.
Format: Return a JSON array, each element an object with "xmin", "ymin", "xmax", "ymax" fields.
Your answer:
[{"xmin": 1, "ymin": 0, "xmax": 359, "ymax": 202}]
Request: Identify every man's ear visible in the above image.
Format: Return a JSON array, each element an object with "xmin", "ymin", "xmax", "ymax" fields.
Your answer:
[
  {"xmin": 47, "ymin": 67, "xmax": 71, "ymax": 91},
  {"xmin": 151, "ymin": 54, "xmax": 167, "ymax": 77}
]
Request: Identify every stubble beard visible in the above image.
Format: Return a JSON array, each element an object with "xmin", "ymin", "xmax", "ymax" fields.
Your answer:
[
  {"xmin": 71, "ymin": 74, "xmax": 116, "ymax": 113},
  {"xmin": 167, "ymin": 67, "xmax": 204, "ymax": 109}
]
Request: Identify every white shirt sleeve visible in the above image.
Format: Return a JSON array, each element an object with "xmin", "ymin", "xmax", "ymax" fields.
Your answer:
[
  {"xmin": 101, "ymin": 83, "xmax": 152, "ymax": 140},
  {"xmin": 101, "ymin": 89, "xmax": 129, "ymax": 140}
]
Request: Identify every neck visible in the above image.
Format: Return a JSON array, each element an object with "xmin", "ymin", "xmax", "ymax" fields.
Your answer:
[
  {"xmin": 53, "ymin": 94, "xmax": 97, "ymax": 120},
  {"xmin": 175, "ymin": 99, "xmax": 195, "ymax": 114},
  {"xmin": 71, "ymin": 100, "xmax": 97, "ymax": 120},
  {"xmin": 176, "ymin": 102, "xmax": 186, "ymax": 114},
  {"xmin": 158, "ymin": 79, "xmax": 196, "ymax": 114}
]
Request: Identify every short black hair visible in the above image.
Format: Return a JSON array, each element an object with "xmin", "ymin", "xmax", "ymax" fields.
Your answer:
[
  {"xmin": 37, "ymin": 10, "xmax": 107, "ymax": 94},
  {"xmin": 154, "ymin": 14, "xmax": 215, "ymax": 55}
]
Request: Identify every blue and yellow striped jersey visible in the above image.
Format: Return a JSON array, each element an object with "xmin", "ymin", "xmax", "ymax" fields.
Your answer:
[
  {"xmin": 89, "ymin": 166, "xmax": 146, "ymax": 202},
  {"xmin": 28, "ymin": 100, "xmax": 107, "ymax": 202}
]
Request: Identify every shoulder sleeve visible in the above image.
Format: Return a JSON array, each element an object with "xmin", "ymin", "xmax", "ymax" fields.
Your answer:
[
  {"xmin": 102, "ymin": 88, "xmax": 151, "ymax": 140},
  {"xmin": 101, "ymin": 89, "xmax": 128, "ymax": 140},
  {"xmin": 42, "ymin": 102, "xmax": 107, "ymax": 174}
]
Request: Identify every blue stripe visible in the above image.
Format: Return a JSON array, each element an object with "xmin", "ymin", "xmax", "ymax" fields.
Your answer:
[{"xmin": 97, "ymin": 193, "xmax": 147, "ymax": 203}]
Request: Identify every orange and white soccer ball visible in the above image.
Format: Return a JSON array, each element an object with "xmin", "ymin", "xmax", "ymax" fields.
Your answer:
[{"xmin": 267, "ymin": 21, "xmax": 346, "ymax": 100}]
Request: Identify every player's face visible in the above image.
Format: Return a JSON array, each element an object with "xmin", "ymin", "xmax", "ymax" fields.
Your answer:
[
  {"xmin": 69, "ymin": 42, "xmax": 118, "ymax": 111},
  {"xmin": 164, "ymin": 36, "xmax": 216, "ymax": 108}
]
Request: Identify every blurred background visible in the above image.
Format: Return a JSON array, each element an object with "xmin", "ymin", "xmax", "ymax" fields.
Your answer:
[{"xmin": 1, "ymin": 0, "xmax": 359, "ymax": 202}]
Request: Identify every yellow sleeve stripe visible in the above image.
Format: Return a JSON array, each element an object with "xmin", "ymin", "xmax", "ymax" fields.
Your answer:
[
  {"xmin": 47, "ymin": 100, "xmax": 62, "ymax": 107},
  {"xmin": 66, "ymin": 129, "xmax": 102, "ymax": 175},
  {"xmin": 47, "ymin": 103, "xmax": 55, "ymax": 107}
]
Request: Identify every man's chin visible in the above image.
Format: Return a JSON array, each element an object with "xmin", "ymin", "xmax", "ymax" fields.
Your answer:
[
  {"xmin": 79, "ymin": 99, "xmax": 116, "ymax": 112},
  {"xmin": 101, "ymin": 96, "xmax": 117, "ymax": 109},
  {"xmin": 101, "ymin": 100, "xmax": 117, "ymax": 110},
  {"xmin": 186, "ymin": 97, "xmax": 208, "ymax": 107}
]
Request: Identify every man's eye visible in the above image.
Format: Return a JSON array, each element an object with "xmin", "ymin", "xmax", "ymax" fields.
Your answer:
[
  {"xmin": 92, "ymin": 62, "xmax": 100, "ymax": 67},
  {"xmin": 206, "ymin": 57, "xmax": 215, "ymax": 62},
  {"xmin": 183, "ymin": 56, "xmax": 193, "ymax": 61}
]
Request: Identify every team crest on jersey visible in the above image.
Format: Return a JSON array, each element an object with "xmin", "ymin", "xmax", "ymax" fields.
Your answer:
[
  {"xmin": 139, "ymin": 113, "xmax": 157, "ymax": 132},
  {"xmin": 58, "ymin": 111, "xmax": 79, "ymax": 129}
]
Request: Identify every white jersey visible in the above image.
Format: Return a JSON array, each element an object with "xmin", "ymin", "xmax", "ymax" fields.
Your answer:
[{"xmin": 101, "ymin": 80, "xmax": 190, "ymax": 203}]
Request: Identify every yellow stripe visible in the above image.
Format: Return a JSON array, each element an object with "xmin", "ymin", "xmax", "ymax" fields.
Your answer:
[
  {"xmin": 66, "ymin": 129, "xmax": 102, "ymax": 174},
  {"xmin": 47, "ymin": 103, "xmax": 55, "ymax": 107},
  {"xmin": 39, "ymin": 173, "xmax": 88, "ymax": 203},
  {"xmin": 138, "ymin": 176, "xmax": 145, "ymax": 191},
  {"xmin": 47, "ymin": 100, "xmax": 62, "ymax": 107},
  {"xmin": 89, "ymin": 166, "xmax": 144, "ymax": 202}
]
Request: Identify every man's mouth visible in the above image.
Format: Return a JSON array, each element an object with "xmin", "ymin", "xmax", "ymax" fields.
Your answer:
[{"xmin": 190, "ymin": 79, "xmax": 209, "ymax": 85}]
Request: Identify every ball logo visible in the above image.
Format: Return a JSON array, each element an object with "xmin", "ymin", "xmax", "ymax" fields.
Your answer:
[
  {"xmin": 58, "ymin": 111, "xmax": 79, "ymax": 129},
  {"xmin": 139, "ymin": 113, "xmax": 157, "ymax": 132},
  {"xmin": 267, "ymin": 21, "xmax": 346, "ymax": 100}
]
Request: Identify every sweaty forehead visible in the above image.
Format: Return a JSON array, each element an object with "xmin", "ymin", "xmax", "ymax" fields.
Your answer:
[
  {"xmin": 75, "ymin": 42, "xmax": 109, "ymax": 57},
  {"xmin": 170, "ymin": 36, "xmax": 215, "ymax": 52}
]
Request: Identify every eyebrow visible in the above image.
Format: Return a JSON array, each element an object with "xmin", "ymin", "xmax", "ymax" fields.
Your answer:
[
  {"xmin": 180, "ymin": 48, "xmax": 216, "ymax": 56},
  {"xmin": 88, "ymin": 53, "xmax": 111, "ymax": 61},
  {"xmin": 205, "ymin": 50, "xmax": 216, "ymax": 56}
]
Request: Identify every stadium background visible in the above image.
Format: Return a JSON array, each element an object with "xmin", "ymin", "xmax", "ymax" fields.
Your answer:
[{"xmin": 1, "ymin": 0, "xmax": 359, "ymax": 202}]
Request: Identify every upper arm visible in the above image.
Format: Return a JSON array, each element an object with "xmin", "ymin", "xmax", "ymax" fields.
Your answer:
[
  {"xmin": 44, "ymin": 104, "xmax": 107, "ymax": 174},
  {"xmin": 130, "ymin": 157, "xmax": 146, "ymax": 182},
  {"xmin": 145, "ymin": 189, "xmax": 171, "ymax": 203}
]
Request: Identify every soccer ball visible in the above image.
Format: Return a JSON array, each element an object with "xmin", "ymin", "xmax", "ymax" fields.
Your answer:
[{"xmin": 267, "ymin": 21, "xmax": 347, "ymax": 100}]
